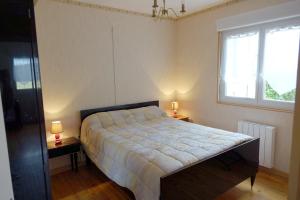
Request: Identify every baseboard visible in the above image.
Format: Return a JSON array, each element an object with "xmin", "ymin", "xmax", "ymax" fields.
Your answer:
[
  {"xmin": 50, "ymin": 161, "xmax": 85, "ymax": 176},
  {"xmin": 259, "ymin": 166, "xmax": 289, "ymax": 179}
]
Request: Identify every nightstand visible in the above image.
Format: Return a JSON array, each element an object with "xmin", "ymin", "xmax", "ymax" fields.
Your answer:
[
  {"xmin": 48, "ymin": 137, "xmax": 81, "ymax": 171},
  {"xmin": 172, "ymin": 115, "xmax": 189, "ymax": 122}
]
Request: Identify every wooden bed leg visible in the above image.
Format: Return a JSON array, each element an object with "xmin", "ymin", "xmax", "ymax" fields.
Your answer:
[
  {"xmin": 85, "ymin": 153, "xmax": 91, "ymax": 166},
  {"xmin": 86, "ymin": 156, "xmax": 91, "ymax": 166},
  {"xmin": 251, "ymin": 174, "xmax": 256, "ymax": 190}
]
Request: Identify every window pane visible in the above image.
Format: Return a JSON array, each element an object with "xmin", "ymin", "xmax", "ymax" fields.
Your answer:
[
  {"xmin": 263, "ymin": 26, "xmax": 300, "ymax": 103},
  {"xmin": 223, "ymin": 31, "xmax": 259, "ymax": 99},
  {"xmin": 13, "ymin": 58, "xmax": 33, "ymax": 90}
]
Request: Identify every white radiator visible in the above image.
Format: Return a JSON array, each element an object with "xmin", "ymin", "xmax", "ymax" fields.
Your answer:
[{"xmin": 238, "ymin": 120, "xmax": 276, "ymax": 168}]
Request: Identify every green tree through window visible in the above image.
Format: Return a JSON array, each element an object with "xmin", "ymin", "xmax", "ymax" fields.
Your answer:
[{"xmin": 265, "ymin": 82, "xmax": 296, "ymax": 102}]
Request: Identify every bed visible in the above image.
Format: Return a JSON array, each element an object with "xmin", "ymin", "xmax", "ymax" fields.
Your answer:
[{"xmin": 80, "ymin": 101, "xmax": 259, "ymax": 200}]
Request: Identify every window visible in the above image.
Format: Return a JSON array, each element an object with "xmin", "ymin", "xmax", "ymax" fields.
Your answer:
[
  {"xmin": 13, "ymin": 58, "xmax": 33, "ymax": 90},
  {"xmin": 219, "ymin": 18, "xmax": 300, "ymax": 110}
]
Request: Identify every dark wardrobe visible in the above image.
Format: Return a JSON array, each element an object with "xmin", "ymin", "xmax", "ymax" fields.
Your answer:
[{"xmin": 0, "ymin": 0, "xmax": 51, "ymax": 199}]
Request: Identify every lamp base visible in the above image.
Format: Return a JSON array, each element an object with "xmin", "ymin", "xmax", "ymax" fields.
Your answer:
[
  {"xmin": 173, "ymin": 110, "xmax": 178, "ymax": 118},
  {"xmin": 55, "ymin": 133, "xmax": 62, "ymax": 145}
]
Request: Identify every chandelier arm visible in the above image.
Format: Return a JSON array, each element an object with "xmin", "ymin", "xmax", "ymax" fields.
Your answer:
[
  {"xmin": 154, "ymin": 7, "xmax": 163, "ymax": 21},
  {"xmin": 168, "ymin": 8, "xmax": 179, "ymax": 17},
  {"xmin": 158, "ymin": 7, "xmax": 163, "ymax": 17},
  {"xmin": 160, "ymin": 8, "xmax": 165, "ymax": 20}
]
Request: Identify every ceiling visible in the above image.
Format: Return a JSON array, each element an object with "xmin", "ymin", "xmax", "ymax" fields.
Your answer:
[{"xmin": 77, "ymin": 0, "xmax": 229, "ymax": 16}]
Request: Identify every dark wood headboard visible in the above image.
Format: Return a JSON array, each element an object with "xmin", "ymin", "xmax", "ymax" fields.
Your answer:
[{"xmin": 80, "ymin": 100, "xmax": 159, "ymax": 122}]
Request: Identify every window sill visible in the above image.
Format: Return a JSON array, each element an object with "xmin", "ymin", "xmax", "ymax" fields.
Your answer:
[{"xmin": 217, "ymin": 101, "xmax": 294, "ymax": 114}]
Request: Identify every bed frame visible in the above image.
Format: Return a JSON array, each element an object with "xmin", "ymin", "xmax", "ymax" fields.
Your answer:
[{"xmin": 80, "ymin": 100, "xmax": 259, "ymax": 200}]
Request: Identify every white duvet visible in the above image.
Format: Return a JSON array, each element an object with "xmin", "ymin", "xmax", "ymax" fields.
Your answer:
[{"xmin": 80, "ymin": 106, "xmax": 252, "ymax": 200}]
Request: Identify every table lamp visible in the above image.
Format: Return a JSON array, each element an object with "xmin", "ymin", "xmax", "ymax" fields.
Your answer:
[
  {"xmin": 171, "ymin": 101, "xmax": 179, "ymax": 117},
  {"xmin": 51, "ymin": 121, "xmax": 63, "ymax": 145}
]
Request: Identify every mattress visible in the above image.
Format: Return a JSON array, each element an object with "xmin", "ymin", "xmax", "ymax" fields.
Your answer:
[{"xmin": 80, "ymin": 106, "xmax": 252, "ymax": 200}]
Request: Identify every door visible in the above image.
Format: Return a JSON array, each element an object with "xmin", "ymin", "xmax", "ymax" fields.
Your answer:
[
  {"xmin": 0, "ymin": 93, "xmax": 14, "ymax": 200},
  {"xmin": 0, "ymin": 0, "xmax": 51, "ymax": 199}
]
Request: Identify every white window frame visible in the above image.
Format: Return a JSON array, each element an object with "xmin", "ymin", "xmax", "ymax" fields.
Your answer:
[{"xmin": 219, "ymin": 17, "xmax": 300, "ymax": 111}]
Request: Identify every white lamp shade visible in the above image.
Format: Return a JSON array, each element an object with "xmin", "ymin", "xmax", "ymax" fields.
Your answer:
[
  {"xmin": 51, "ymin": 121, "xmax": 63, "ymax": 134},
  {"xmin": 171, "ymin": 101, "xmax": 179, "ymax": 111}
]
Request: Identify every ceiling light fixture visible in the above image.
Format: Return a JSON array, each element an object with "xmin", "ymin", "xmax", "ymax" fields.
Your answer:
[{"xmin": 152, "ymin": 0, "xmax": 186, "ymax": 19}]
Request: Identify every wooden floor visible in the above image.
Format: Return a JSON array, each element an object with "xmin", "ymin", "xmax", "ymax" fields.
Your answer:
[{"xmin": 51, "ymin": 165, "xmax": 288, "ymax": 200}]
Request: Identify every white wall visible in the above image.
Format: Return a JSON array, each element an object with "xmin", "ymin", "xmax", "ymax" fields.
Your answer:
[
  {"xmin": 35, "ymin": 0, "xmax": 296, "ymax": 173},
  {"xmin": 176, "ymin": 0, "xmax": 295, "ymax": 173},
  {"xmin": 34, "ymin": 0, "xmax": 176, "ymax": 169},
  {"xmin": 0, "ymin": 94, "xmax": 14, "ymax": 200}
]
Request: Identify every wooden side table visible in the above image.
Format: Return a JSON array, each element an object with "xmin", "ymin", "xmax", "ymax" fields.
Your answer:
[
  {"xmin": 172, "ymin": 114, "xmax": 190, "ymax": 122},
  {"xmin": 48, "ymin": 137, "xmax": 81, "ymax": 171}
]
